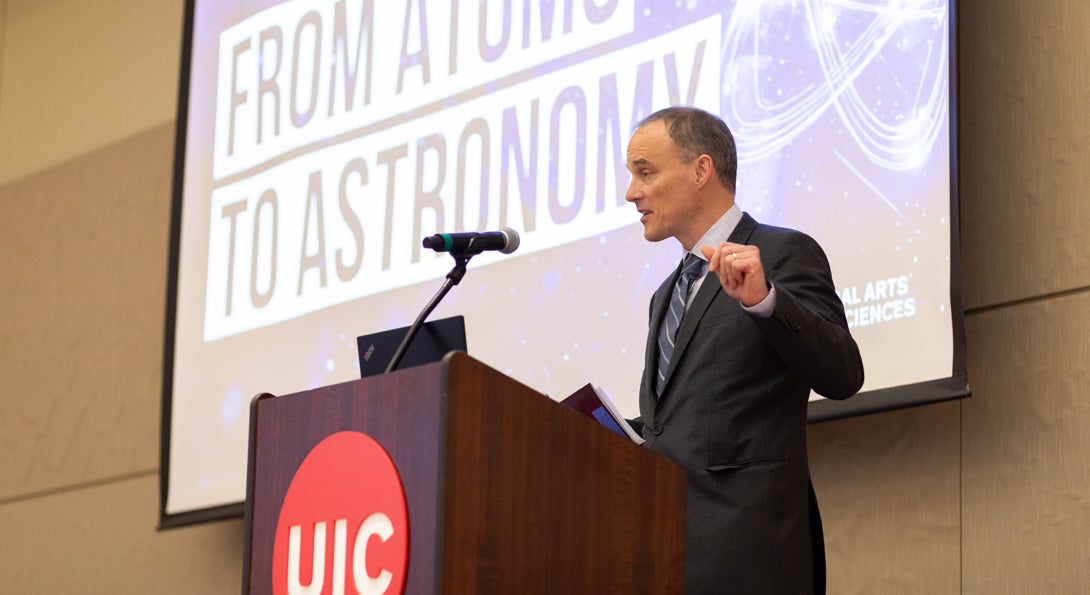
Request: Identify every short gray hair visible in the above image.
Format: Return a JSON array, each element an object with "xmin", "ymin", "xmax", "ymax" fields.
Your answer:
[{"xmin": 637, "ymin": 106, "xmax": 738, "ymax": 193}]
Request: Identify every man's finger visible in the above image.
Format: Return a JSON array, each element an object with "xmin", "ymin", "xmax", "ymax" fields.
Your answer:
[{"xmin": 700, "ymin": 244, "xmax": 718, "ymax": 271}]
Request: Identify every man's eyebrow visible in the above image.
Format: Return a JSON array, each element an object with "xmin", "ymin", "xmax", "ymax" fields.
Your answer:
[{"xmin": 629, "ymin": 157, "xmax": 652, "ymax": 168}]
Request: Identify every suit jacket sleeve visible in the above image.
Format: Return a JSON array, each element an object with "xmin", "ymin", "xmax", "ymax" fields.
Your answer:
[{"xmin": 749, "ymin": 228, "xmax": 864, "ymax": 399}]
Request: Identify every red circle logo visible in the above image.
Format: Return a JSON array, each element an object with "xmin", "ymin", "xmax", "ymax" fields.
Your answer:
[{"xmin": 272, "ymin": 431, "xmax": 409, "ymax": 595}]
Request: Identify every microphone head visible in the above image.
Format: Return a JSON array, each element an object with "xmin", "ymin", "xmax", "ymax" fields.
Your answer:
[
  {"xmin": 499, "ymin": 227, "xmax": 520, "ymax": 254},
  {"xmin": 421, "ymin": 234, "xmax": 444, "ymax": 251}
]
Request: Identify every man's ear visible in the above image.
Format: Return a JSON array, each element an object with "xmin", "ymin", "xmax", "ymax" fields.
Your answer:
[{"xmin": 693, "ymin": 154, "xmax": 715, "ymax": 188}]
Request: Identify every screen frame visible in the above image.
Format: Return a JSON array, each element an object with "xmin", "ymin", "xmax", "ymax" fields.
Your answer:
[{"xmin": 159, "ymin": 0, "xmax": 968, "ymax": 528}]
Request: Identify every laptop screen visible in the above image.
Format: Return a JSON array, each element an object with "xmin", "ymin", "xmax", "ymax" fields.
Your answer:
[{"xmin": 356, "ymin": 315, "xmax": 467, "ymax": 377}]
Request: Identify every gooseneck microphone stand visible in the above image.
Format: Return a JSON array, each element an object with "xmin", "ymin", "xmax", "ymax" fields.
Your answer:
[{"xmin": 383, "ymin": 246, "xmax": 479, "ymax": 374}]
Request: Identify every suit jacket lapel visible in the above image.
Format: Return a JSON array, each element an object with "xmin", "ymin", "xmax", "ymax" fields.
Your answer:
[
  {"xmin": 654, "ymin": 213, "xmax": 761, "ymax": 405},
  {"xmin": 646, "ymin": 262, "xmax": 681, "ymax": 402},
  {"xmin": 658, "ymin": 270, "xmax": 716, "ymax": 399},
  {"xmin": 729, "ymin": 212, "xmax": 758, "ymax": 245}
]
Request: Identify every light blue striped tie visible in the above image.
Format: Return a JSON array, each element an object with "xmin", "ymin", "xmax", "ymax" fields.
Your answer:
[{"xmin": 656, "ymin": 254, "xmax": 704, "ymax": 395}]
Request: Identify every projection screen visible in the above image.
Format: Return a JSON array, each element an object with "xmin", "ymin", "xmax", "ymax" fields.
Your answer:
[{"xmin": 161, "ymin": 0, "xmax": 966, "ymax": 526}]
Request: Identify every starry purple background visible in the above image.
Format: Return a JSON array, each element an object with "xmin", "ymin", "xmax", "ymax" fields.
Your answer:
[{"xmin": 168, "ymin": 0, "xmax": 953, "ymax": 514}]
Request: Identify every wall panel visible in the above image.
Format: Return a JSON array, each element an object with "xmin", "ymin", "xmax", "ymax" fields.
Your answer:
[
  {"xmin": 962, "ymin": 295, "xmax": 1090, "ymax": 593},
  {"xmin": 958, "ymin": 0, "xmax": 1090, "ymax": 310},
  {"xmin": 0, "ymin": 124, "xmax": 174, "ymax": 501},
  {"xmin": 0, "ymin": 473, "xmax": 242, "ymax": 593},
  {"xmin": 0, "ymin": 0, "xmax": 182, "ymax": 185},
  {"xmin": 810, "ymin": 402, "xmax": 962, "ymax": 594}
]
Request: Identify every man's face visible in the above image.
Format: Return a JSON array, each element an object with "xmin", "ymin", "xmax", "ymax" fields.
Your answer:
[{"xmin": 625, "ymin": 121, "xmax": 701, "ymax": 248}]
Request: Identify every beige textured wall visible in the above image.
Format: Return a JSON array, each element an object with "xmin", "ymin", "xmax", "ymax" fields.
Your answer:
[
  {"xmin": 2, "ymin": 1, "xmax": 1088, "ymax": 593},
  {"xmin": 0, "ymin": 0, "xmax": 182, "ymax": 185},
  {"xmin": 0, "ymin": 0, "xmax": 244, "ymax": 591}
]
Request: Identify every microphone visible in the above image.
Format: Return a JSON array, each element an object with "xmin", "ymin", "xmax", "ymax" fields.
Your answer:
[
  {"xmin": 421, "ymin": 227, "xmax": 520, "ymax": 255},
  {"xmin": 388, "ymin": 227, "xmax": 518, "ymax": 373}
]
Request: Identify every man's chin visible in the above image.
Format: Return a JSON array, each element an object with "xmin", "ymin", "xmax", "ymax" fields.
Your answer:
[{"xmin": 642, "ymin": 228, "xmax": 668, "ymax": 243}]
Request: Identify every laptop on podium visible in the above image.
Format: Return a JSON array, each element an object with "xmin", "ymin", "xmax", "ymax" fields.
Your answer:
[{"xmin": 356, "ymin": 315, "xmax": 467, "ymax": 378}]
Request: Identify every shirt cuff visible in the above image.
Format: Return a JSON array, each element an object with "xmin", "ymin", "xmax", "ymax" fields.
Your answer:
[{"xmin": 741, "ymin": 283, "xmax": 776, "ymax": 318}]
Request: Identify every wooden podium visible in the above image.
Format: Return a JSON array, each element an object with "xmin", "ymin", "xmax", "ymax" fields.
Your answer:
[{"xmin": 243, "ymin": 352, "xmax": 685, "ymax": 594}]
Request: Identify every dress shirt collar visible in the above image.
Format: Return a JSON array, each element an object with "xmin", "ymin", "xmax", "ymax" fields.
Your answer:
[{"xmin": 685, "ymin": 203, "xmax": 743, "ymax": 263}]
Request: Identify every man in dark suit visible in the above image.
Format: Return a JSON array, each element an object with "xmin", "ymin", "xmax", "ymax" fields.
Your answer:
[{"xmin": 625, "ymin": 106, "xmax": 864, "ymax": 594}]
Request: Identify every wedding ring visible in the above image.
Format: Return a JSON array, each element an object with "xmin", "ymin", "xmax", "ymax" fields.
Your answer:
[{"xmin": 731, "ymin": 252, "xmax": 738, "ymax": 261}]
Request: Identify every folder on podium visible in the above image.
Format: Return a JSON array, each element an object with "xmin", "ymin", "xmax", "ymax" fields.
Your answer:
[{"xmin": 243, "ymin": 352, "xmax": 686, "ymax": 594}]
